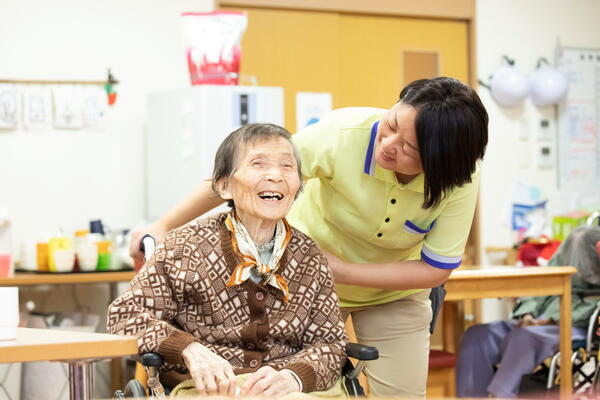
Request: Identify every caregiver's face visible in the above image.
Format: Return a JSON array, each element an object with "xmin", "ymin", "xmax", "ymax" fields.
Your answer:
[
  {"xmin": 223, "ymin": 137, "xmax": 300, "ymax": 223},
  {"xmin": 375, "ymin": 102, "xmax": 423, "ymax": 177}
]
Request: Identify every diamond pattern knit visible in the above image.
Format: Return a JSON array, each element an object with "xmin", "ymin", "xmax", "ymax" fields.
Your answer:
[{"xmin": 107, "ymin": 213, "xmax": 347, "ymax": 392}]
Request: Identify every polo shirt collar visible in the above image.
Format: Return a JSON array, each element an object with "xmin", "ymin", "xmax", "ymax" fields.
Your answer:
[{"xmin": 363, "ymin": 121, "xmax": 425, "ymax": 193}]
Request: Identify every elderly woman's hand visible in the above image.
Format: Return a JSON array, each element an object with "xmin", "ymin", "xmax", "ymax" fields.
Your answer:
[
  {"xmin": 182, "ymin": 342, "xmax": 237, "ymax": 395},
  {"xmin": 241, "ymin": 366, "xmax": 300, "ymax": 396},
  {"xmin": 517, "ymin": 314, "xmax": 554, "ymax": 327}
]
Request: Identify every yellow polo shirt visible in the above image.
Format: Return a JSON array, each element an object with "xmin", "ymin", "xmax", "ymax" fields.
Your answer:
[{"xmin": 287, "ymin": 107, "xmax": 480, "ymax": 308}]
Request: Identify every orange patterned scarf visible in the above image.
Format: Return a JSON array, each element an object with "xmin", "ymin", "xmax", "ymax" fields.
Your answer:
[{"xmin": 225, "ymin": 213, "xmax": 292, "ymax": 301}]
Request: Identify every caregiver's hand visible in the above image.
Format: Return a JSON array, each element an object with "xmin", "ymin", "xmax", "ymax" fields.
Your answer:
[
  {"xmin": 129, "ymin": 222, "xmax": 168, "ymax": 263},
  {"xmin": 241, "ymin": 366, "xmax": 300, "ymax": 396},
  {"xmin": 181, "ymin": 342, "xmax": 237, "ymax": 395}
]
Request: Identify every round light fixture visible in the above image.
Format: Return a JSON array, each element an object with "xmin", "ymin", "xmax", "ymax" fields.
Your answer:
[
  {"xmin": 489, "ymin": 56, "xmax": 529, "ymax": 107},
  {"xmin": 529, "ymin": 58, "xmax": 568, "ymax": 107}
]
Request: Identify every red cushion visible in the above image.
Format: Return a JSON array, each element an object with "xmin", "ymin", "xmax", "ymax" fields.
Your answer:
[{"xmin": 429, "ymin": 350, "xmax": 457, "ymax": 369}]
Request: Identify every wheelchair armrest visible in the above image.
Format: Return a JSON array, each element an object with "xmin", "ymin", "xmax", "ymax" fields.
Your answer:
[
  {"xmin": 345, "ymin": 342, "xmax": 379, "ymax": 361},
  {"xmin": 136, "ymin": 352, "xmax": 164, "ymax": 367},
  {"xmin": 574, "ymin": 288, "xmax": 600, "ymax": 298}
]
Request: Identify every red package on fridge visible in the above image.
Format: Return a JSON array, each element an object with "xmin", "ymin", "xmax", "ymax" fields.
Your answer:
[{"xmin": 181, "ymin": 11, "xmax": 247, "ymax": 85}]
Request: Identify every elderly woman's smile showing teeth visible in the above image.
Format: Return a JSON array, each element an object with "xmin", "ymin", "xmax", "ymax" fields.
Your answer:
[{"xmin": 258, "ymin": 191, "xmax": 284, "ymax": 201}]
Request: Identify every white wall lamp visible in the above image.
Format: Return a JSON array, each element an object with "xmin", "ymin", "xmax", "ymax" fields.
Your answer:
[
  {"xmin": 480, "ymin": 55, "xmax": 529, "ymax": 107},
  {"xmin": 479, "ymin": 55, "xmax": 568, "ymax": 108},
  {"xmin": 529, "ymin": 57, "xmax": 568, "ymax": 107}
]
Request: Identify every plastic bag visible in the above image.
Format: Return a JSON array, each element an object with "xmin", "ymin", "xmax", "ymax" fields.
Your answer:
[
  {"xmin": 507, "ymin": 181, "xmax": 549, "ymax": 241},
  {"xmin": 181, "ymin": 11, "xmax": 247, "ymax": 85}
]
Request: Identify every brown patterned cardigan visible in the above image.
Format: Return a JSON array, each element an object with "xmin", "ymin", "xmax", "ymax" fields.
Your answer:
[{"xmin": 107, "ymin": 213, "xmax": 347, "ymax": 392}]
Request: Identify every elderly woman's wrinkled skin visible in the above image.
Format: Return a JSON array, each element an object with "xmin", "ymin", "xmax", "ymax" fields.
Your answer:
[
  {"xmin": 217, "ymin": 136, "xmax": 301, "ymax": 244},
  {"xmin": 182, "ymin": 136, "xmax": 302, "ymax": 397}
]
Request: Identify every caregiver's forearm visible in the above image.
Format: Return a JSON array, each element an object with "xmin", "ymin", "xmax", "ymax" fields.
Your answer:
[
  {"xmin": 159, "ymin": 180, "xmax": 224, "ymax": 231},
  {"xmin": 336, "ymin": 260, "xmax": 451, "ymax": 290}
]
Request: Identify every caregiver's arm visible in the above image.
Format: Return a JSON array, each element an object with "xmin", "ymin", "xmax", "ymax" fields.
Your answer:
[
  {"xmin": 130, "ymin": 180, "xmax": 223, "ymax": 261},
  {"xmin": 325, "ymin": 169, "xmax": 480, "ymax": 290},
  {"xmin": 325, "ymin": 253, "xmax": 451, "ymax": 289}
]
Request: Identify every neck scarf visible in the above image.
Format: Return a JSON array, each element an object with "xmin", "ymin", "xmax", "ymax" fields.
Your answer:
[{"xmin": 225, "ymin": 213, "xmax": 292, "ymax": 301}]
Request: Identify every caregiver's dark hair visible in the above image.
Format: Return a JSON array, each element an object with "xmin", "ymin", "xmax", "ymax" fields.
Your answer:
[
  {"xmin": 399, "ymin": 77, "xmax": 488, "ymax": 209},
  {"xmin": 212, "ymin": 123, "xmax": 302, "ymax": 208}
]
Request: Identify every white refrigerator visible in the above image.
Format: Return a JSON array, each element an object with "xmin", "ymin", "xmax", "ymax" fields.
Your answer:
[{"xmin": 145, "ymin": 85, "xmax": 284, "ymax": 220}]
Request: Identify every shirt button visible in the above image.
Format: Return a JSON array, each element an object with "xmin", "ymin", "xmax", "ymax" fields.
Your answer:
[
  {"xmin": 385, "ymin": 218, "xmax": 390, "ymax": 223},
  {"xmin": 391, "ymin": 199, "xmax": 396, "ymax": 204},
  {"xmin": 377, "ymin": 233, "xmax": 383, "ymax": 237},
  {"xmin": 249, "ymin": 359, "xmax": 259, "ymax": 368},
  {"xmin": 255, "ymin": 292, "xmax": 265, "ymax": 301}
]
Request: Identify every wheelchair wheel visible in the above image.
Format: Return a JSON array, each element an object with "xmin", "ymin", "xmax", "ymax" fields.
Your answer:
[{"xmin": 124, "ymin": 379, "xmax": 147, "ymax": 398}]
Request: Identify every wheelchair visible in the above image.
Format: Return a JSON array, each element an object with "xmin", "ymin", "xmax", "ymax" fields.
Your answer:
[
  {"xmin": 114, "ymin": 342, "xmax": 378, "ymax": 398},
  {"xmin": 519, "ymin": 289, "xmax": 600, "ymax": 395}
]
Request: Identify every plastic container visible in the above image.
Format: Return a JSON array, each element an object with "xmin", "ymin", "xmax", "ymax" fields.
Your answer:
[
  {"xmin": 77, "ymin": 243, "xmax": 98, "ymax": 272},
  {"xmin": 19, "ymin": 237, "xmax": 38, "ymax": 271},
  {"xmin": 36, "ymin": 242, "xmax": 49, "ymax": 271},
  {"xmin": 552, "ymin": 211, "xmax": 590, "ymax": 240},
  {"xmin": 73, "ymin": 229, "xmax": 90, "ymax": 272},
  {"xmin": 0, "ymin": 207, "xmax": 14, "ymax": 278},
  {"xmin": 48, "ymin": 235, "xmax": 73, "ymax": 272},
  {"xmin": 96, "ymin": 241, "xmax": 112, "ymax": 271}
]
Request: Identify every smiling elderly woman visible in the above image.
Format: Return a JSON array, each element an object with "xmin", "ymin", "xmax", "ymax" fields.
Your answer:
[{"xmin": 107, "ymin": 123, "xmax": 347, "ymax": 397}]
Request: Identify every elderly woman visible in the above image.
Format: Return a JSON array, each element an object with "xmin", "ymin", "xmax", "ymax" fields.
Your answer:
[
  {"xmin": 456, "ymin": 225, "xmax": 600, "ymax": 398},
  {"xmin": 108, "ymin": 123, "xmax": 347, "ymax": 397}
]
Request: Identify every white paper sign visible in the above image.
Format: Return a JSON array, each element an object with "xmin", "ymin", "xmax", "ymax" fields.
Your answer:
[
  {"xmin": 82, "ymin": 86, "xmax": 108, "ymax": 129},
  {"xmin": 53, "ymin": 85, "xmax": 83, "ymax": 129},
  {"xmin": 0, "ymin": 84, "xmax": 20, "ymax": 129},
  {"xmin": 296, "ymin": 92, "xmax": 332, "ymax": 133},
  {"xmin": 23, "ymin": 85, "xmax": 52, "ymax": 130}
]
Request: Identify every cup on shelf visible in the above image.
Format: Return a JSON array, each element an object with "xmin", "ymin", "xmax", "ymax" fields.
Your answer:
[
  {"xmin": 52, "ymin": 249, "xmax": 75, "ymax": 273},
  {"xmin": 19, "ymin": 238, "xmax": 38, "ymax": 271},
  {"xmin": 77, "ymin": 243, "xmax": 98, "ymax": 272},
  {"xmin": 0, "ymin": 254, "xmax": 12, "ymax": 278}
]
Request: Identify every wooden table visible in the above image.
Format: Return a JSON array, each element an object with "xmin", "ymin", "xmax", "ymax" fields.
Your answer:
[
  {"xmin": 444, "ymin": 265, "xmax": 576, "ymax": 398},
  {"xmin": 0, "ymin": 270, "xmax": 136, "ymax": 287},
  {"xmin": 0, "ymin": 270, "xmax": 137, "ymax": 392},
  {"xmin": 0, "ymin": 327, "xmax": 137, "ymax": 400}
]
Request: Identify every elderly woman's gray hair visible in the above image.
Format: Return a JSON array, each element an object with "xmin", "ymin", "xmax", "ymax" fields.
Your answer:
[
  {"xmin": 558, "ymin": 226, "xmax": 600, "ymax": 285},
  {"xmin": 211, "ymin": 123, "xmax": 303, "ymax": 205}
]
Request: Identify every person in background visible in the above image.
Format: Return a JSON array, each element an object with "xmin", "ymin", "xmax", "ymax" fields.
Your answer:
[
  {"xmin": 130, "ymin": 77, "xmax": 489, "ymax": 397},
  {"xmin": 109, "ymin": 123, "xmax": 347, "ymax": 397},
  {"xmin": 456, "ymin": 226, "xmax": 600, "ymax": 398}
]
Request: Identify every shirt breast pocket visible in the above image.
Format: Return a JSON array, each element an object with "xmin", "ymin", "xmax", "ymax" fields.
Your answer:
[{"xmin": 395, "ymin": 219, "xmax": 435, "ymax": 250}]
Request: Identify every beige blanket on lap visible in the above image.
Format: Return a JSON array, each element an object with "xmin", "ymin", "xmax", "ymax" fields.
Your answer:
[{"xmin": 171, "ymin": 374, "xmax": 347, "ymax": 399}]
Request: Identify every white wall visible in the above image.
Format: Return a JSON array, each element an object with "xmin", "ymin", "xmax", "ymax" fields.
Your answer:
[
  {"xmin": 0, "ymin": 0, "xmax": 213, "ymax": 253},
  {"xmin": 477, "ymin": 0, "xmax": 600, "ymax": 250}
]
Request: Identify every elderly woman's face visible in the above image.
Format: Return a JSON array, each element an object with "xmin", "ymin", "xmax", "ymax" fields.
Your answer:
[{"xmin": 221, "ymin": 137, "xmax": 301, "ymax": 223}]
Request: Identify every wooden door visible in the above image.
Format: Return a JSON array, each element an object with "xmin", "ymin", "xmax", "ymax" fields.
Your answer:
[{"xmin": 224, "ymin": 6, "xmax": 469, "ymax": 131}]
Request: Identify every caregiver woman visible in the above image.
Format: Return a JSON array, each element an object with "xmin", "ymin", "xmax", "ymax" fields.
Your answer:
[{"xmin": 131, "ymin": 77, "xmax": 489, "ymax": 397}]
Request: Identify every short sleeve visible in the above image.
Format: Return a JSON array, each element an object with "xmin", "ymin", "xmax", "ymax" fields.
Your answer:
[
  {"xmin": 420, "ymin": 170, "xmax": 480, "ymax": 270},
  {"xmin": 292, "ymin": 112, "xmax": 340, "ymax": 180}
]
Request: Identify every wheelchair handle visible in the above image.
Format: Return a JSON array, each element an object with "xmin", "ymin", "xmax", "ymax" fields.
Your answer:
[{"xmin": 140, "ymin": 234, "xmax": 156, "ymax": 261}]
